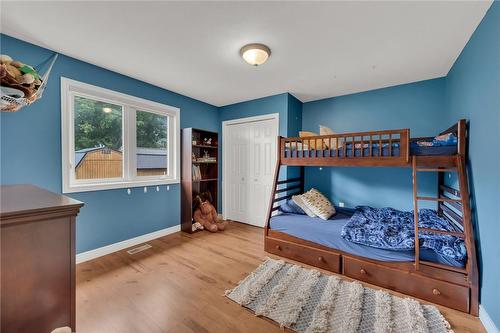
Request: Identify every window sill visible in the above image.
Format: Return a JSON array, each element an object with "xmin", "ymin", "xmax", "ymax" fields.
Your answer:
[{"xmin": 62, "ymin": 178, "xmax": 179, "ymax": 194}]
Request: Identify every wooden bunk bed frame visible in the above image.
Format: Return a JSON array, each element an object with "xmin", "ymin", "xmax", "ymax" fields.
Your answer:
[{"xmin": 264, "ymin": 119, "xmax": 479, "ymax": 316}]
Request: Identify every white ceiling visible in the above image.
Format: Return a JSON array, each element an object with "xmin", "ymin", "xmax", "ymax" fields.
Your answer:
[{"xmin": 1, "ymin": 1, "xmax": 492, "ymax": 106}]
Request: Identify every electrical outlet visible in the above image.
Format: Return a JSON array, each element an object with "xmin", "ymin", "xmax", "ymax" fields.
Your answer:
[
  {"xmin": 127, "ymin": 188, "xmax": 131, "ymax": 195},
  {"xmin": 156, "ymin": 186, "xmax": 160, "ymax": 192},
  {"xmin": 144, "ymin": 187, "xmax": 148, "ymax": 193},
  {"xmin": 339, "ymin": 202, "xmax": 345, "ymax": 208},
  {"xmin": 167, "ymin": 185, "xmax": 170, "ymax": 191}
]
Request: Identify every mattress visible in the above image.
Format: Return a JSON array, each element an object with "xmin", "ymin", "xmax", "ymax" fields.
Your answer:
[
  {"xmin": 284, "ymin": 142, "xmax": 456, "ymax": 158},
  {"xmin": 269, "ymin": 210, "xmax": 464, "ymax": 268},
  {"xmin": 410, "ymin": 142, "xmax": 457, "ymax": 156}
]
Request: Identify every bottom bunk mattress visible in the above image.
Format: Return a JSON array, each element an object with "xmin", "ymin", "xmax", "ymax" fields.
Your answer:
[{"xmin": 269, "ymin": 211, "xmax": 464, "ymax": 268}]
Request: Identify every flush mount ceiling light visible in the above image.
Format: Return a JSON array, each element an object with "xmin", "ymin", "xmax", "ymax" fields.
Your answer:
[{"xmin": 240, "ymin": 43, "xmax": 271, "ymax": 66}]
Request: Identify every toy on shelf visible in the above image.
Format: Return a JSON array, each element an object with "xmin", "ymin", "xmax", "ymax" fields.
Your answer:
[{"xmin": 0, "ymin": 53, "xmax": 58, "ymax": 112}]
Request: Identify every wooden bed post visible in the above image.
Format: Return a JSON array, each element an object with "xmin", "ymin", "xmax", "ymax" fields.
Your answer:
[
  {"xmin": 457, "ymin": 155, "xmax": 479, "ymax": 316},
  {"xmin": 400, "ymin": 128, "xmax": 410, "ymax": 164},
  {"xmin": 412, "ymin": 157, "xmax": 420, "ymax": 271},
  {"xmin": 455, "ymin": 119, "xmax": 478, "ymax": 315},
  {"xmin": 264, "ymin": 136, "xmax": 282, "ymax": 237},
  {"xmin": 300, "ymin": 166, "xmax": 305, "ymax": 193},
  {"xmin": 457, "ymin": 119, "xmax": 467, "ymax": 158}
]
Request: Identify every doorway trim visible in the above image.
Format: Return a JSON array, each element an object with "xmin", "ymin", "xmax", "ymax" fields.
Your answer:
[{"xmin": 222, "ymin": 113, "xmax": 280, "ymax": 222}]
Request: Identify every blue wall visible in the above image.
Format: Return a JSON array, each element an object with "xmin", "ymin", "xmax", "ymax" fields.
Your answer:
[
  {"xmin": 443, "ymin": 2, "xmax": 500, "ymax": 326},
  {"xmin": 0, "ymin": 34, "xmax": 219, "ymax": 253},
  {"xmin": 287, "ymin": 94, "xmax": 303, "ymax": 137},
  {"xmin": 301, "ymin": 78, "xmax": 447, "ymax": 210}
]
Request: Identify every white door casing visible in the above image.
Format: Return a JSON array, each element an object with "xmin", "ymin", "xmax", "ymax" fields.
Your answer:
[{"xmin": 222, "ymin": 114, "xmax": 279, "ymax": 227}]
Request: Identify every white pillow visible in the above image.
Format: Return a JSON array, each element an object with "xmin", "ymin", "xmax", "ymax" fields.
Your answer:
[
  {"xmin": 292, "ymin": 195, "xmax": 317, "ymax": 217},
  {"xmin": 300, "ymin": 188, "xmax": 336, "ymax": 220}
]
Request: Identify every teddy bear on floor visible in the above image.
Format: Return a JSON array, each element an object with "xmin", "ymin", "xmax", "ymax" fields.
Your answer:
[{"xmin": 193, "ymin": 191, "xmax": 225, "ymax": 232}]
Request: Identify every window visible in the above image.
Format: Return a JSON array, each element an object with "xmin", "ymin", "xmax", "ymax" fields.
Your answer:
[
  {"xmin": 136, "ymin": 110, "xmax": 168, "ymax": 177},
  {"xmin": 61, "ymin": 78, "xmax": 179, "ymax": 193},
  {"xmin": 74, "ymin": 96, "xmax": 123, "ymax": 180}
]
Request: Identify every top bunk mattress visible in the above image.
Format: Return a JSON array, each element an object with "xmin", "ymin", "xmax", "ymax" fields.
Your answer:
[
  {"xmin": 269, "ymin": 211, "xmax": 464, "ymax": 268},
  {"xmin": 284, "ymin": 142, "xmax": 457, "ymax": 158}
]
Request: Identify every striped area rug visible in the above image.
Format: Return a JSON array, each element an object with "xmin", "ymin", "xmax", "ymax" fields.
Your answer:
[{"xmin": 225, "ymin": 258, "xmax": 454, "ymax": 333}]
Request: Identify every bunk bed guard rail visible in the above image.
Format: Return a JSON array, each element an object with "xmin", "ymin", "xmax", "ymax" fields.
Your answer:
[{"xmin": 280, "ymin": 128, "xmax": 410, "ymax": 166}]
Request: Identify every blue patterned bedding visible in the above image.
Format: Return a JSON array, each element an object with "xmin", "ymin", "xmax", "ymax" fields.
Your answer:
[{"xmin": 341, "ymin": 206, "xmax": 466, "ymax": 263}]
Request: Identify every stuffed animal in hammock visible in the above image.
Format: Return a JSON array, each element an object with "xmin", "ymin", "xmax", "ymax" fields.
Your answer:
[{"xmin": 193, "ymin": 192, "xmax": 225, "ymax": 232}]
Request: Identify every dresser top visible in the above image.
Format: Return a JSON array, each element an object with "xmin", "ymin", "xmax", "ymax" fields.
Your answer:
[{"xmin": 1, "ymin": 185, "xmax": 83, "ymax": 222}]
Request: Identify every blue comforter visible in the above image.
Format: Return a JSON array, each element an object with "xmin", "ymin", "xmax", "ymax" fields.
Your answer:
[{"xmin": 341, "ymin": 206, "xmax": 466, "ymax": 263}]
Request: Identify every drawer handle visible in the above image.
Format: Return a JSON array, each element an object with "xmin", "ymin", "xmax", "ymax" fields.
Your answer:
[
  {"xmin": 432, "ymin": 288, "xmax": 441, "ymax": 296},
  {"xmin": 360, "ymin": 268, "xmax": 367, "ymax": 275},
  {"xmin": 318, "ymin": 256, "xmax": 324, "ymax": 262},
  {"xmin": 275, "ymin": 245, "xmax": 281, "ymax": 251}
]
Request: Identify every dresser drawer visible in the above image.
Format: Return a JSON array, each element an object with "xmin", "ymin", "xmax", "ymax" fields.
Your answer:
[
  {"xmin": 343, "ymin": 256, "xmax": 469, "ymax": 312},
  {"xmin": 265, "ymin": 237, "xmax": 341, "ymax": 273}
]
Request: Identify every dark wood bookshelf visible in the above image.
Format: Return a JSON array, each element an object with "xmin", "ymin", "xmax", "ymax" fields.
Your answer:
[{"xmin": 181, "ymin": 128, "xmax": 218, "ymax": 233}]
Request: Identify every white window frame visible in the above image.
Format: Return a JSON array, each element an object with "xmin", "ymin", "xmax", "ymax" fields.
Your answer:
[{"xmin": 61, "ymin": 77, "xmax": 180, "ymax": 193}]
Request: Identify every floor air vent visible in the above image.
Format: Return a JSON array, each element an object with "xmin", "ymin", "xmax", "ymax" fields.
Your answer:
[{"xmin": 127, "ymin": 244, "xmax": 152, "ymax": 255}]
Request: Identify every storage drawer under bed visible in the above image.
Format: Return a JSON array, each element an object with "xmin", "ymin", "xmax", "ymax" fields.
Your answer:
[
  {"xmin": 265, "ymin": 237, "xmax": 341, "ymax": 273},
  {"xmin": 343, "ymin": 256, "xmax": 470, "ymax": 312}
]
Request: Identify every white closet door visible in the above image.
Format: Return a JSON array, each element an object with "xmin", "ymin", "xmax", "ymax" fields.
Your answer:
[
  {"xmin": 248, "ymin": 120, "xmax": 277, "ymax": 227},
  {"xmin": 224, "ymin": 117, "xmax": 277, "ymax": 227},
  {"xmin": 226, "ymin": 122, "xmax": 250, "ymax": 222}
]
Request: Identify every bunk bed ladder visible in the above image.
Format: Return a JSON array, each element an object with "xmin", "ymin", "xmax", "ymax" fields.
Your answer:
[{"xmin": 411, "ymin": 156, "xmax": 470, "ymax": 274}]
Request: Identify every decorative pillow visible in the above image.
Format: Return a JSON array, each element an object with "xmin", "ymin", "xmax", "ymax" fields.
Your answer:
[
  {"xmin": 279, "ymin": 199, "xmax": 306, "ymax": 215},
  {"xmin": 300, "ymin": 188, "xmax": 336, "ymax": 220},
  {"xmin": 319, "ymin": 125, "xmax": 342, "ymax": 149},
  {"xmin": 299, "ymin": 131, "xmax": 321, "ymax": 150},
  {"xmin": 432, "ymin": 133, "xmax": 457, "ymax": 146},
  {"xmin": 292, "ymin": 195, "xmax": 317, "ymax": 217}
]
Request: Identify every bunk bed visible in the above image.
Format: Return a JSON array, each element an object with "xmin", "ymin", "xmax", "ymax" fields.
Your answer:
[{"xmin": 264, "ymin": 119, "xmax": 479, "ymax": 316}]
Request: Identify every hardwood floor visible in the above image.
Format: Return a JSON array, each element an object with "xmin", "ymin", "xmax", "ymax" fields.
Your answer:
[{"xmin": 76, "ymin": 222, "xmax": 485, "ymax": 333}]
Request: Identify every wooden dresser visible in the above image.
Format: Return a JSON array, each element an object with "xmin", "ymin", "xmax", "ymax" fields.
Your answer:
[{"xmin": 1, "ymin": 185, "xmax": 84, "ymax": 333}]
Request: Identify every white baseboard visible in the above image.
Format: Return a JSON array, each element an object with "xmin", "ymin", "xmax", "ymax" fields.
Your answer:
[
  {"xmin": 76, "ymin": 225, "xmax": 181, "ymax": 264},
  {"xmin": 480, "ymin": 305, "xmax": 500, "ymax": 333}
]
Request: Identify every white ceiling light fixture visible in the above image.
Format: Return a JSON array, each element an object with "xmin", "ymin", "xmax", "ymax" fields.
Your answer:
[{"xmin": 240, "ymin": 43, "xmax": 271, "ymax": 66}]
